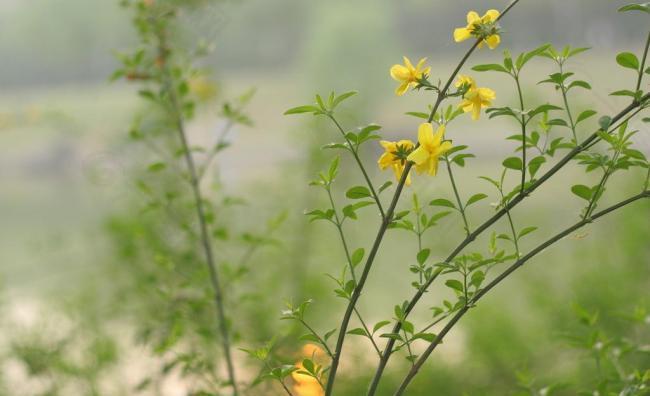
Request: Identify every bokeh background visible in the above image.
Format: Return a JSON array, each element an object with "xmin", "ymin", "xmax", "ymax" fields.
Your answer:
[{"xmin": 1, "ymin": 0, "xmax": 649, "ymax": 395}]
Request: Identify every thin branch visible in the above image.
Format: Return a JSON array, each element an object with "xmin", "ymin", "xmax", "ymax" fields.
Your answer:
[
  {"xmin": 635, "ymin": 31, "xmax": 650, "ymax": 93},
  {"xmin": 328, "ymin": 115, "xmax": 386, "ymax": 219},
  {"xmin": 156, "ymin": 32, "xmax": 239, "ymax": 395},
  {"xmin": 445, "ymin": 156, "xmax": 470, "ymax": 235},
  {"xmin": 393, "ymin": 191, "xmax": 650, "ymax": 395}
]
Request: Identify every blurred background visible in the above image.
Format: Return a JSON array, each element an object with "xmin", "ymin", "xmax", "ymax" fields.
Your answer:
[{"xmin": 1, "ymin": 0, "xmax": 648, "ymax": 395}]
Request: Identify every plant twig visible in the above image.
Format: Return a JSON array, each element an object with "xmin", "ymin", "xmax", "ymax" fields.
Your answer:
[{"xmin": 157, "ymin": 32, "xmax": 239, "ymax": 395}]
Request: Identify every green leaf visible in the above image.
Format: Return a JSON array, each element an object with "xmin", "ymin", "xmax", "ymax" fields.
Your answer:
[
  {"xmin": 147, "ymin": 162, "xmax": 167, "ymax": 172},
  {"xmin": 517, "ymin": 43, "xmax": 551, "ymax": 70},
  {"xmin": 528, "ymin": 156, "xmax": 546, "ymax": 177},
  {"xmin": 610, "ymin": 90, "xmax": 638, "ymax": 98},
  {"xmin": 445, "ymin": 279, "xmax": 464, "ymax": 293},
  {"xmin": 528, "ymin": 104, "xmax": 562, "ymax": 119},
  {"xmin": 576, "ymin": 110, "xmax": 597, "ymax": 124},
  {"xmin": 471, "ymin": 63, "xmax": 509, "ymax": 73},
  {"xmin": 373, "ymin": 321, "xmax": 391, "ymax": 334},
  {"xmin": 328, "ymin": 156, "xmax": 340, "ymax": 182},
  {"xmin": 616, "ymin": 52, "xmax": 640, "ymax": 70},
  {"xmin": 429, "ymin": 198, "xmax": 456, "ymax": 209},
  {"xmin": 332, "ymin": 91, "xmax": 358, "ymax": 108},
  {"xmin": 351, "ymin": 248, "xmax": 365, "ymax": 267},
  {"xmin": 503, "ymin": 157, "xmax": 523, "ymax": 171},
  {"xmin": 428, "ymin": 211, "xmax": 452, "ymax": 225},
  {"xmin": 346, "ymin": 186, "xmax": 371, "ymax": 199},
  {"xmin": 568, "ymin": 80, "xmax": 591, "ymax": 90},
  {"xmin": 518, "ymin": 226, "xmax": 538, "ymax": 239},
  {"xmin": 618, "ymin": 2, "xmax": 650, "ymax": 13},
  {"xmin": 347, "ymin": 328, "xmax": 368, "ymax": 337},
  {"xmin": 405, "ymin": 111, "xmax": 430, "ymax": 119},
  {"xmin": 466, "ymin": 193, "xmax": 488, "ymax": 207},
  {"xmin": 284, "ymin": 105, "xmax": 320, "ymax": 115},
  {"xmin": 571, "ymin": 184, "xmax": 592, "ymax": 200},
  {"xmin": 378, "ymin": 181, "xmax": 393, "ymax": 194},
  {"xmin": 417, "ymin": 249, "xmax": 430, "ymax": 265}
]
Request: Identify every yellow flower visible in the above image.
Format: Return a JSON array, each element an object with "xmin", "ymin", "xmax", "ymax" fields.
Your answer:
[
  {"xmin": 378, "ymin": 139, "xmax": 415, "ymax": 185},
  {"xmin": 407, "ymin": 123, "xmax": 452, "ymax": 176},
  {"xmin": 455, "ymin": 74, "xmax": 476, "ymax": 90},
  {"xmin": 292, "ymin": 345, "xmax": 325, "ymax": 396},
  {"xmin": 453, "ymin": 10, "xmax": 501, "ymax": 50},
  {"xmin": 188, "ymin": 75, "xmax": 218, "ymax": 101},
  {"xmin": 390, "ymin": 56, "xmax": 431, "ymax": 96},
  {"xmin": 459, "ymin": 86, "xmax": 496, "ymax": 121}
]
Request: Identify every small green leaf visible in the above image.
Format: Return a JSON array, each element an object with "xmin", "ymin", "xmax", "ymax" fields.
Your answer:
[
  {"xmin": 284, "ymin": 105, "xmax": 320, "ymax": 115},
  {"xmin": 328, "ymin": 156, "xmax": 340, "ymax": 182},
  {"xmin": 576, "ymin": 110, "xmax": 597, "ymax": 124},
  {"xmin": 373, "ymin": 321, "xmax": 391, "ymax": 334},
  {"xmin": 405, "ymin": 111, "xmax": 430, "ymax": 119},
  {"xmin": 417, "ymin": 249, "xmax": 430, "ymax": 265},
  {"xmin": 346, "ymin": 186, "xmax": 371, "ymax": 199},
  {"xmin": 147, "ymin": 162, "xmax": 167, "ymax": 172},
  {"xmin": 616, "ymin": 52, "xmax": 640, "ymax": 70},
  {"xmin": 332, "ymin": 91, "xmax": 358, "ymax": 108},
  {"xmin": 347, "ymin": 328, "xmax": 368, "ymax": 337},
  {"xmin": 378, "ymin": 181, "xmax": 393, "ymax": 194},
  {"xmin": 503, "ymin": 157, "xmax": 523, "ymax": 171},
  {"xmin": 518, "ymin": 226, "xmax": 538, "ymax": 239},
  {"xmin": 429, "ymin": 198, "xmax": 456, "ymax": 209},
  {"xmin": 571, "ymin": 184, "xmax": 592, "ymax": 200},
  {"xmin": 471, "ymin": 63, "xmax": 509, "ymax": 73},
  {"xmin": 618, "ymin": 3, "xmax": 650, "ymax": 13},
  {"xmin": 445, "ymin": 279, "xmax": 464, "ymax": 293},
  {"xmin": 351, "ymin": 248, "xmax": 365, "ymax": 267},
  {"xmin": 466, "ymin": 193, "xmax": 488, "ymax": 207},
  {"xmin": 568, "ymin": 80, "xmax": 591, "ymax": 90}
]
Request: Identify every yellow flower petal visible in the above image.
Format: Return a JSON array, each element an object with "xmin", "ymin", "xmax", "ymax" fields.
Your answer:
[
  {"xmin": 435, "ymin": 141, "xmax": 454, "ymax": 157},
  {"xmin": 378, "ymin": 152, "xmax": 393, "ymax": 170},
  {"xmin": 432, "ymin": 124, "xmax": 446, "ymax": 147},
  {"xmin": 395, "ymin": 82, "xmax": 410, "ymax": 96},
  {"xmin": 466, "ymin": 11, "xmax": 480, "ymax": 24},
  {"xmin": 428, "ymin": 156, "xmax": 440, "ymax": 176},
  {"xmin": 486, "ymin": 34, "xmax": 501, "ymax": 50},
  {"xmin": 415, "ymin": 57, "xmax": 428, "ymax": 71},
  {"xmin": 403, "ymin": 56, "xmax": 414, "ymax": 70},
  {"xmin": 417, "ymin": 123, "xmax": 435, "ymax": 149},
  {"xmin": 454, "ymin": 27, "xmax": 472, "ymax": 43},
  {"xmin": 484, "ymin": 9, "xmax": 500, "ymax": 23},
  {"xmin": 478, "ymin": 87, "xmax": 496, "ymax": 102},
  {"xmin": 390, "ymin": 64, "xmax": 410, "ymax": 81},
  {"xmin": 472, "ymin": 103, "xmax": 481, "ymax": 120},
  {"xmin": 407, "ymin": 146, "xmax": 429, "ymax": 166}
]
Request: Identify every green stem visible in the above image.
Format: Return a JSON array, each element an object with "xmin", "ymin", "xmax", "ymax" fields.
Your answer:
[
  {"xmin": 328, "ymin": 115, "xmax": 386, "ymax": 220},
  {"xmin": 559, "ymin": 63, "xmax": 578, "ymax": 143},
  {"xmin": 445, "ymin": 156, "xmax": 471, "ymax": 235},
  {"xmin": 299, "ymin": 318, "xmax": 334, "ymax": 358},
  {"xmin": 354, "ymin": 307, "xmax": 382, "ymax": 357},
  {"xmin": 514, "ymin": 74, "xmax": 527, "ymax": 193},
  {"xmin": 326, "ymin": 187, "xmax": 357, "ymax": 282},
  {"xmin": 635, "ymin": 31, "xmax": 650, "ymax": 93},
  {"xmin": 156, "ymin": 32, "xmax": 239, "ymax": 396},
  {"xmin": 584, "ymin": 150, "xmax": 620, "ymax": 220},
  {"xmin": 393, "ymin": 191, "xmax": 650, "ymax": 395}
]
